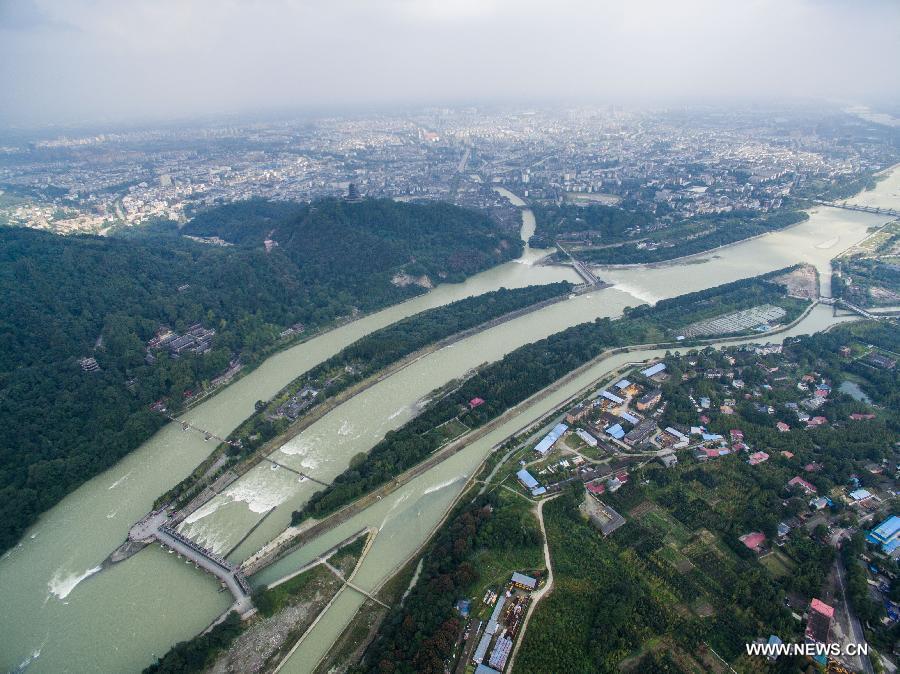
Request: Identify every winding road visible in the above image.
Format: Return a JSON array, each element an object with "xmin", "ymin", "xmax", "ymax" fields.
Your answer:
[{"xmin": 506, "ymin": 494, "xmax": 558, "ymax": 672}]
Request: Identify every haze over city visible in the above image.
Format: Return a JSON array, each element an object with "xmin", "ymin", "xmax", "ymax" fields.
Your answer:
[
  {"xmin": 2, "ymin": 0, "xmax": 900, "ymax": 125},
  {"xmin": 2, "ymin": 2, "xmax": 900, "ymax": 674}
]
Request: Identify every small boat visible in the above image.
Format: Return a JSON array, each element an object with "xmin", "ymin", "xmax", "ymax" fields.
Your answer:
[{"xmin": 270, "ymin": 464, "xmax": 279, "ymax": 471}]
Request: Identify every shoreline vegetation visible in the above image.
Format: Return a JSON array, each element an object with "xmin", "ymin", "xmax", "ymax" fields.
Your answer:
[
  {"xmin": 248, "ymin": 273, "xmax": 818, "ymax": 578},
  {"xmin": 560, "ymin": 209, "xmax": 809, "ymax": 266},
  {"xmin": 154, "ymin": 283, "xmax": 574, "ymax": 511},
  {"xmin": 288, "ymin": 269, "xmax": 808, "ymax": 527},
  {"xmin": 529, "ymin": 169, "xmax": 893, "ymax": 269}
]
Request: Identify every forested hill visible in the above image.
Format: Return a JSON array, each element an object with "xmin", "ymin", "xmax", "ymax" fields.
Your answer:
[
  {"xmin": 182, "ymin": 197, "xmax": 522, "ymax": 285},
  {"xmin": 0, "ymin": 198, "xmax": 520, "ymax": 553}
]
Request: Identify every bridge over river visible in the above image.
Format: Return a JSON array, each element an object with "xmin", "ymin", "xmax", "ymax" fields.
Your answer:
[
  {"xmin": 805, "ymin": 198, "xmax": 900, "ymax": 218},
  {"xmin": 128, "ymin": 511, "xmax": 253, "ymax": 616}
]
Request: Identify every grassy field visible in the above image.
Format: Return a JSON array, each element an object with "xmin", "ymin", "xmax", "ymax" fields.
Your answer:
[
  {"xmin": 760, "ymin": 550, "xmax": 796, "ymax": 578},
  {"xmin": 424, "ymin": 417, "xmax": 470, "ymax": 447}
]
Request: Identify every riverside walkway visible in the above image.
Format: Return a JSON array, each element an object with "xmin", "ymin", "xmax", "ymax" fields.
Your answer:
[{"xmin": 556, "ymin": 242, "xmax": 603, "ymax": 286}]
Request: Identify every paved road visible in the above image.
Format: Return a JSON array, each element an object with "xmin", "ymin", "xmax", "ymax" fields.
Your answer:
[
  {"xmin": 835, "ymin": 557, "xmax": 874, "ymax": 674},
  {"xmin": 128, "ymin": 509, "xmax": 169, "ymax": 541}
]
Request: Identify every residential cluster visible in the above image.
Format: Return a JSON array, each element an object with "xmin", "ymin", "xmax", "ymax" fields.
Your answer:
[
  {"xmin": 499, "ymin": 321, "xmax": 899, "ymax": 671},
  {"xmin": 1, "ymin": 106, "xmax": 895, "ymax": 237}
]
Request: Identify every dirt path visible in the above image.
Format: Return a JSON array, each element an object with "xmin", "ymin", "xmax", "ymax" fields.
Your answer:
[{"xmin": 506, "ymin": 494, "xmax": 558, "ymax": 673}]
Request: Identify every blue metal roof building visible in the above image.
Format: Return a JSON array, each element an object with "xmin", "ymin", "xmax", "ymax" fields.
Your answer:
[
  {"xmin": 516, "ymin": 469, "xmax": 545, "ymax": 497},
  {"xmin": 475, "ymin": 665, "xmax": 502, "ymax": 674},
  {"xmin": 641, "ymin": 362, "xmax": 667, "ymax": 377},
  {"xmin": 599, "ymin": 390, "xmax": 625, "ymax": 405},
  {"xmin": 606, "ymin": 423, "xmax": 625, "ymax": 440},
  {"xmin": 516, "ymin": 469, "xmax": 539, "ymax": 490},
  {"xmin": 533, "ymin": 422, "xmax": 568, "ymax": 456},
  {"xmin": 868, "ymin": 515, "xmax": 900, "ymax": 554},
  {"xmin": 511, "ymin": 572, "xmax": 537, "ymax": 590},
  {"xmin": 473, "ymin": 595, "xmax": 507, "ymax": 664}
]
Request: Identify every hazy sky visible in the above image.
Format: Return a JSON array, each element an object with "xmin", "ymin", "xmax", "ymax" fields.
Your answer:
[{"xmin": 1, "ymin": 0, "xmax": 898, "ymax": 126}]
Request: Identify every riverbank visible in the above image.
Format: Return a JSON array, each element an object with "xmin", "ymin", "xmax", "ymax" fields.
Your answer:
[
  {"xmin": 294, "ymin": 300, "xmax": 849, "ymax": 672},
  {"xmin": 244, "ymin": 295, "xmax": 822, "ymax": 578},
  {"xmin": 146, "ymin": 287, "xmax": 574, "ymax": 525},
  {"xmin": 271, "ymin": 529, "xmax": 376, "ymax": 674},
  {"xmin": 590, "ymin": 212, "xmax": 814, "ymax": 270}
]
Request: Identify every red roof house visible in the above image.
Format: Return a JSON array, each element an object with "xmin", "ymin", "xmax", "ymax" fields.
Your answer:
[
  {"xmin": 748, "ymin": 451, "xmax": 770, "ymax": 466},
  {"xmin": 586, "ymin": 481, "xmax": 606, "ymax": 495},
  {"xmin": 788, "ymin": 476, "xmax": 817, "ymax": 495},
  {"xmin": 806, "ymin": 598, "xmax": 835, "ymax": 644},
  {"xmin": 739, "ymin": 532, "xmax": 766, "ymax": 552},
  {"xmin": 810, "ymin": 598, "xmax": 834, "ymax": 618}
]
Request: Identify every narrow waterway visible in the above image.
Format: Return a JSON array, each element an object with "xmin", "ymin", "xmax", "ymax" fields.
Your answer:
[
  {"xmin": 177, "ymin": 286, "xmax": 639, "ymax": 560},
  {"xmin": 268, "ymin": 304, "xmax": 859, "ymax": 673},
  {"xmin": 846, "ymin": 161, "xmax": 900, "ymax": 211},
  {"xmin": 2, "ymin": 170, "xmax": 896, "ymax": 673},
  {"xmin": 595, "ymin": 206, "xmax": 882, "ymax": 302}
]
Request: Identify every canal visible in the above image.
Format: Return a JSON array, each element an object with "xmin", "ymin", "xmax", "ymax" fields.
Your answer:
[
  {"xmin": 1, "ymin": 172, "xmax": 896, "ymax": 672},
  {"xmin": 265, "ymin": 306, "xmax": 859, "ymax": 673}
]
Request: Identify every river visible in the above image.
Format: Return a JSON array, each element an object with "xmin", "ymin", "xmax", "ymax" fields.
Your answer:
[
  {"xmin": 0, "ymin": 215, "xmax": 577, "ymax": 673},
  {"xmin": 1, "ymin": 173, "xmax": 896, "ymax": 673},
  {"xmin": 265, "ymin": 306, "xmax": 858, "ymax": 674}
]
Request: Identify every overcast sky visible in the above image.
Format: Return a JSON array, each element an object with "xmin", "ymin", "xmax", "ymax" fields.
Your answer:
[{"xmin": 1, "ymin": 0, "xmax": 898, "ymax": 126}]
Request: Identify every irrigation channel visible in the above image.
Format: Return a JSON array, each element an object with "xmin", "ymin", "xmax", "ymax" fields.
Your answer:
[{"xmin": 2, "ymin": 171, "xmax": 898, "ymax": 672}]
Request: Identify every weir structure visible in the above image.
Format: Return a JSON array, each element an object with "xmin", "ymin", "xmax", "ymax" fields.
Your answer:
[{"xmin": 128, "ymin": 510, "xmax": 254, "ymax": 616}]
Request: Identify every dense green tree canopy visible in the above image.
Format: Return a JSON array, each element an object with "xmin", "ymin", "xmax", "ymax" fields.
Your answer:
[{"xmin": 0, "ymin": 197, "xmax": 521, "ymax": 552}]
